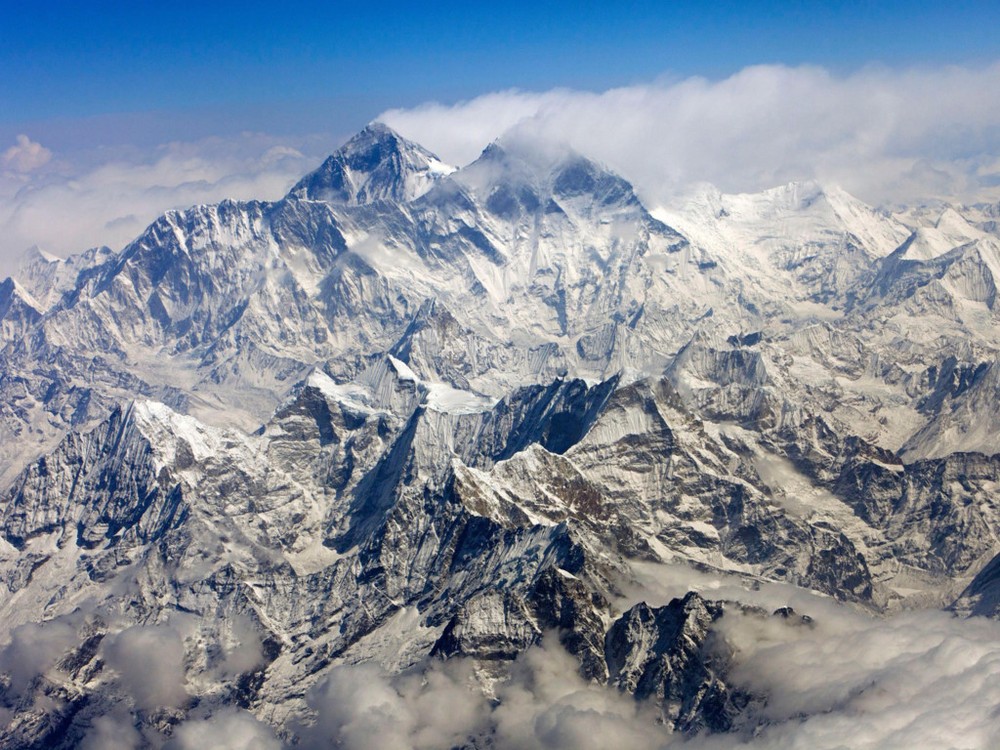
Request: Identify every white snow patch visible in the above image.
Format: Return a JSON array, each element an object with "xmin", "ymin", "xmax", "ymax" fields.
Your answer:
[
  {"xmin": 387, "ymin": 355, "xmax": 419, "ymax": 382},
  {"xmin": 424, "ymin": 383, "xmax": 494, "ymax": 414},
  {"xmin": 306, "ymin": 370, "xmax": 377, "ymax": 414},
  {"xmin": 285, "ymin": 538, "xmax": 344, "ymax": 576}
]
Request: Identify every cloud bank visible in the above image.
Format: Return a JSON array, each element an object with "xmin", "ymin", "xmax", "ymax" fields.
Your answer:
[
  {"xmin": 710, "ymin": 608, "xmax": 1000, "ymax": 750},
  {"xmin": 381, "ymin": 63, "xmax": 1000, "ymax": 209},
  {"xmin": 3, "ymin": 63, "xmax": 1000, "ymax": 277},
  {"xmin": 3, "ymin": 581, "xmax": 1000, "ymax": 748},
  {"xmin": 295, "ymin": 603, "xmax": 1000, "ymax": 750},
  {"xmin": 0, "ymin": 132, "xmax": 320, "ymax": 275}
]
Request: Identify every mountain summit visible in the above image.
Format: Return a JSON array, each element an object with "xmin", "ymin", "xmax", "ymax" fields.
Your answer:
[{"xmin": 287, "ymin": 121, "xmax": 454, "ymax": 205}]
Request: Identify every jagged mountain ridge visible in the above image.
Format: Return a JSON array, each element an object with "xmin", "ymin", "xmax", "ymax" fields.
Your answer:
[
  {"xmin": 3, "ymin": 123, "xmax": 1000, "ymax": 746},
  {"xmin": 287, "ymin": 122, "xmax": 455, "ymax": 205}
]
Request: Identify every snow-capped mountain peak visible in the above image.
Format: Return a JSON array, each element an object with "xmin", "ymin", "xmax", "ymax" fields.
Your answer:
[
  {"xmin": 453, "ymin": 134, "xmax": 640, "ymax": 215},
  {"xmin": 287, "ymin": 121, "xmax": 455, "ymax": 206}
]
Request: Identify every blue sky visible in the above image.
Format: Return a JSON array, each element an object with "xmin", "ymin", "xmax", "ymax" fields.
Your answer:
[
  {"xmin": 4, "ymin": 1, "xmax": 1000, "ymax": 143},
  {"xmin": 2, "ymin": 1, "xmax": 1000, "ymax": 268}
]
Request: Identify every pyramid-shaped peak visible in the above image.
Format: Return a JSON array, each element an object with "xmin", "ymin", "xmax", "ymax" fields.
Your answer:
[
  {"xmin": 357, "ymin": 120, "xmax": 396, "ymax": 136},
  {"xmin": 456, "ymin": 133, "xmax": 640, "ymax": 213},
  {"xmin": 753, "ymin": 179, "xmax": 827, "ymax": 207},
  {"xmin": 550, "ymin": 152, "xmax": 638, "ymax": 205},
  {"xmin": 17, "ymin": 245, "xmax": 61, "ymax": 267},
  {"xmin": 475, "ymin": 140, "xmax": 509, "ymax": 164},
  {"xmin": 470, "ymin": 132, "xmax": 584, "ymax": 174},
  {"xmin": 287, "ymin": 122, "xmax": 454, "ymax": 206},
  {"xmin": 935, "ymin": 206, "xmax": 983, "ymax": 238},
  {"xmin": 342, "ymin": 121, "xmax": 410, "ymax": 151}
]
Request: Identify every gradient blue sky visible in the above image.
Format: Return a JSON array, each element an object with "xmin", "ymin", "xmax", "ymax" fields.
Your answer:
[{"xmin": 3, "ymin": 1, "xmax": 999, "ymax": 146}]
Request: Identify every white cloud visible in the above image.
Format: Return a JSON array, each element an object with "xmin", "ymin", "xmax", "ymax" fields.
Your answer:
[
  {"xmin": 0, "ymin": 132, "xmax": 319, "ymax": 275},
  {"xmin": 300, "ymin": 659, "xmax": 490, "ymax": 750},
  {"xmin": 79, "ymin": 713, "xmax": 142, "ymax": 750},
  {"xmin": 380, "ymin": 63, "xmax": 1000, "ymax": 208},
  {"xmin": 4, "ymin": 576, "xmax": 1000, "ymax": 748},
  {"xmin": 620, "ymin": 562, "xmax": 1000, "ymax": 748},
  {"xmin": 0, "ymin": 617, "xmax": 78, "ymax": 696},
  {"xmin": 214, "ymin": 615, "xmax": 264, "ymax": 679},
  {"xmin": 291, "ymin": 566, "xmax": 1000, "ymax": 750},
  {"xmin": 1, "ymin": 135, "xmax": 52, "ymax": 173},
  {"xmin": 710, "ymin": 608, "xmax": 1000, "ymax": 750},
  {"xmin": 4, "ymin": 63, "xmax": 999, "ymax": 278},
  {"xmin": 488, "ymin": 637, "xmax": 670, "ymax": 750},
  {"xmin": 166, "ymin": 708, "xmax": 281, "ymax": 750},
  {"xmin": 101, "ymin": 624, "xmax": 189, "ymax": 710}
]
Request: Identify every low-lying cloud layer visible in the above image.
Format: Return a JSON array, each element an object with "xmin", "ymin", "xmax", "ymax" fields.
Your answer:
[
  {"xmin": 295, "ymin": 602, "xmax": 1000, "ymax": 750},
  {"xmin": 3, "ymin": 576, "xmax": 1000, "ymax": 748},
  {"xmin": 710, "ymin": 608, "xmax": 1000, "ymax": 749},
  {"xmin": 298, "ymin": 636, "xmax": 673, "ymax": 750}
]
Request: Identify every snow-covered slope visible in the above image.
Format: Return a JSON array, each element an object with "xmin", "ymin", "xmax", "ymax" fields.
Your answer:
[
  {"xmin": 288, "ymin": 122, "xmax": 454, "ymax": 205},
  {"xmin": 3, "ymin": 123, "xmax": 1000, "ymax": 747}
]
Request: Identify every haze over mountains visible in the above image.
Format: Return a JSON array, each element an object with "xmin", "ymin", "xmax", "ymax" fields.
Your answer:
[
  {"xmin": 3, "ymin": 122, "xmax": 1000, "ymax": 747},
  {"xmin": 7, "ymin": 62, "xmax": 1000, "ymax": 275}
]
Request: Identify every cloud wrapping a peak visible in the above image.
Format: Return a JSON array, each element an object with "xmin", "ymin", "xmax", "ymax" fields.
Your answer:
[
  {"xmin": 3, "ymin": 62, "xmax": 1000, "ymax": 275},
  {"xmin": 381, "ymin": 63, "xmax": 1000, "ymax": 208}
]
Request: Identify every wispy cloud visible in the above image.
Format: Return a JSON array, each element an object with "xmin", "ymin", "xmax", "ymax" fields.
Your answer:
[
  {"xmin": 79, "ymin": 713, "xmax": 142, "ymax": 750},
  {"xmin": 0, "ymin": 132, "xmax": 321, "ymax": 275},
  {"xmin": 167, "ymin": 708, "xmax": 281, "ymax": 750},
  {"xmin": 0, "ymin": 616, "xmax": 78, "ymax": 697},
  {"xmin": 3, "ymin": 62, "xmax": 999, "ymax": 278},
  {"xmin": 381, "ymin": 63, "xmax": 1000, "ymax": 209},
  {"xmin": 101, "ymin": 623, "xmax": 189, "ymax": 709},
  {"xmin": 1, "ymin": 135, "xmax": 52, "ymax": 173}
]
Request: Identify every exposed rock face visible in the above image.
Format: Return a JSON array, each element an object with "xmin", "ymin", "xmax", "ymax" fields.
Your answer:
[
  {"xmin": 952, "ymin": 551, "xmax": 1000, "ymax": 617},
  {"xmin": 3, "ymin": 123, "xmax": 1000, "ymax": 745},
  {"xmin": 287, "ymin": 122, "xmax": 455, "ymax": 206},
  {"xmin": 1, "ymin": 403, "xmax": 184, "ymax": 553},
  {"xmin": 605, "ymin": 593, "xmax": 740, "ymax": 732}
]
